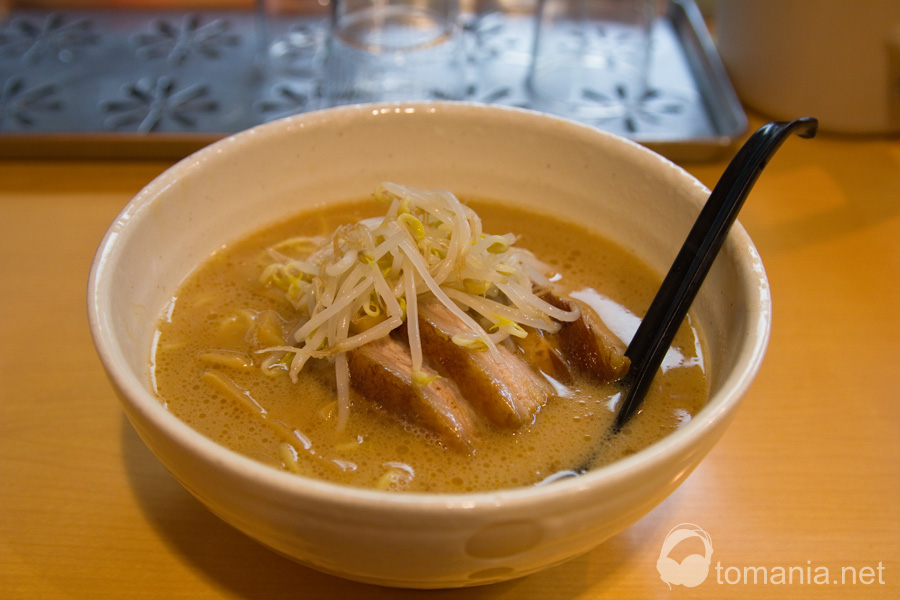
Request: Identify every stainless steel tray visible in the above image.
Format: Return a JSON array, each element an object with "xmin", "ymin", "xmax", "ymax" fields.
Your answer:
[{"xmin": 0, "ymin": 0, "xmax": 746, "ymax": 161}]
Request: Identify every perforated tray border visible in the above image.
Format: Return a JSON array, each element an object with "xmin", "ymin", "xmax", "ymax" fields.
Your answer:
[{"xmin": 0, "ymin": 0, "xmax": 745, "ymax": 161}]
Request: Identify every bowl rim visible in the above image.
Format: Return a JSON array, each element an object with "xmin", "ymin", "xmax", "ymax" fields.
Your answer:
[{"xmin": 88, "ymin": 100, "xmax": 771, "ymax": 512}]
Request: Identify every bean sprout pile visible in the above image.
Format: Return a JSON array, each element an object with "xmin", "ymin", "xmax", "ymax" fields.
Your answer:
[{"xmin": 259, "ymin": 183, "xmax": 580, "ymax": 428}]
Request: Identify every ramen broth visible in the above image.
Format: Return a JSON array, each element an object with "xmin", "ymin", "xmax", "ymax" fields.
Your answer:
[{"xmin": 151, "ymin": 198, "xmax": 708, "ymax": 492}]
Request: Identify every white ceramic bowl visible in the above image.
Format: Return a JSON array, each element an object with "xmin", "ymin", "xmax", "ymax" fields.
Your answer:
[{"xmin": 88, "ymin": 102, "xmax": 769, "ymax": 588}]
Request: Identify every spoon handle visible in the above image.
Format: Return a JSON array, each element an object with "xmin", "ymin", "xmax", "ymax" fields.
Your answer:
[{"xmin": 613, "ymin": 117, "xmax": 818, "ymax": 432}]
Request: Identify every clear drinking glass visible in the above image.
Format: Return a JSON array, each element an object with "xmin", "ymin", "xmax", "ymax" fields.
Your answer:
[
  {"xmin": 527, "ymin": 0, "xmax": 655, "ymax": 121},
  {"xmin": 322, "ymin": 0, "xmax": 466, "ymax": 106},
  {"xmin": 472, "ymin": 0, "xmax": 537, "ymax": 101},
  {"xmin": 260, "ymin": 0, "xmax": 330, "ymax": 79}
]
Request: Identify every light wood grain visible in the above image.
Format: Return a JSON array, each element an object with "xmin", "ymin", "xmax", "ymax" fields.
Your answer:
[{"xmin": 2, "ymin": 120, "xmax": 898, "ymax": 599}]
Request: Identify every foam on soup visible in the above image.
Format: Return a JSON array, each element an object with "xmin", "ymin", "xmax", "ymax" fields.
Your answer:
[{"xmin": 150, "ymin": 196, "xmax": 708, "ymax": 492}]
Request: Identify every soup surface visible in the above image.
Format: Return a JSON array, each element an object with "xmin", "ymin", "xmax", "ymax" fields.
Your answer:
[{"xmin": 151, "ymin": 195, "xmax": 708, "ymax": 492}]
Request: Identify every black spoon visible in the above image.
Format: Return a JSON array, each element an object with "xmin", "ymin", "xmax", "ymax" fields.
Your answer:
[
  {"xmin": 612, "ymin": 117, "xmax": 818, "ymax": 433},
  {"xmin": 538, "ymin": 118, "xmax": 819, "ymax": 486}
]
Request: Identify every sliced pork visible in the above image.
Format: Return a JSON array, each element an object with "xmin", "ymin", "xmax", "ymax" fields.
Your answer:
[
  {"xmin": 347, "ymin": 336, "xmax": 477, "ymax": 451},
  {"xmin": 542, "ymin": 292, "xmax": 630, "ymax": 383},
  {"xmin": 416, "ymin": 298, "xmax": 554, "ymax": 428},
  {"xmin": 513, "ymin": 326, "xmax": 573, "ymax": 384}
]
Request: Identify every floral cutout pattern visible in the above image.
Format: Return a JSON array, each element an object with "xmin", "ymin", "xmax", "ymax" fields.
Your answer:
[{"xmin": 0, "ymin": 13, "xmax": 98, "ymax": 64}]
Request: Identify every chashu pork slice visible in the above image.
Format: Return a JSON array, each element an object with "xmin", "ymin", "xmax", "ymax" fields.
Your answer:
[
  {"xmin": 542, "ymin": 292, "xmax": 630, "ymax": 383},
  {"xmin": 347, "ymin": 336, "xmax": 478, "ymax": 451},
  {"xmin": 513, "ymin": 326, "xmax": 573, "ymax": 384},
  {"xmin": 416, "ymin": 298, "xmax": 554, "ymax": 429}
]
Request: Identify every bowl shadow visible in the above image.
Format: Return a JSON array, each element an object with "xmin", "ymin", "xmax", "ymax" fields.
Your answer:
[{"xmin": 120, "ymin": 415, "xmax": 641, "ymax": 598}]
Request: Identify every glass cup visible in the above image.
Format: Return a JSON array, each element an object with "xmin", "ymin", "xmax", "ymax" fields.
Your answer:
[
  {"xmin": 527, "ymin": 0, "xmax": 655, "ymax": 121},
  {"xmin": 260, "ymin": 0, "xmax": 330, "ymax": 79},
  {"xmin": 472, "ymin": 0, "xmax": 537, "ymax": 102},
  {"xmin": 322, "ymin": 0, "xmax": 466, "ymax": 106}
]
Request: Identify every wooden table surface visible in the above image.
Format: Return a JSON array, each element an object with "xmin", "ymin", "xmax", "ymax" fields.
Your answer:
[{"xmin": 2, "ymin": 116, "xmax": 898, "ymax": 599}]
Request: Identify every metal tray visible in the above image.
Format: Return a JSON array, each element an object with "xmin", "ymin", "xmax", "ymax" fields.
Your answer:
[{"xmin": 0, "ymin": 0, "xmax": 746, "ymax": 161}]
